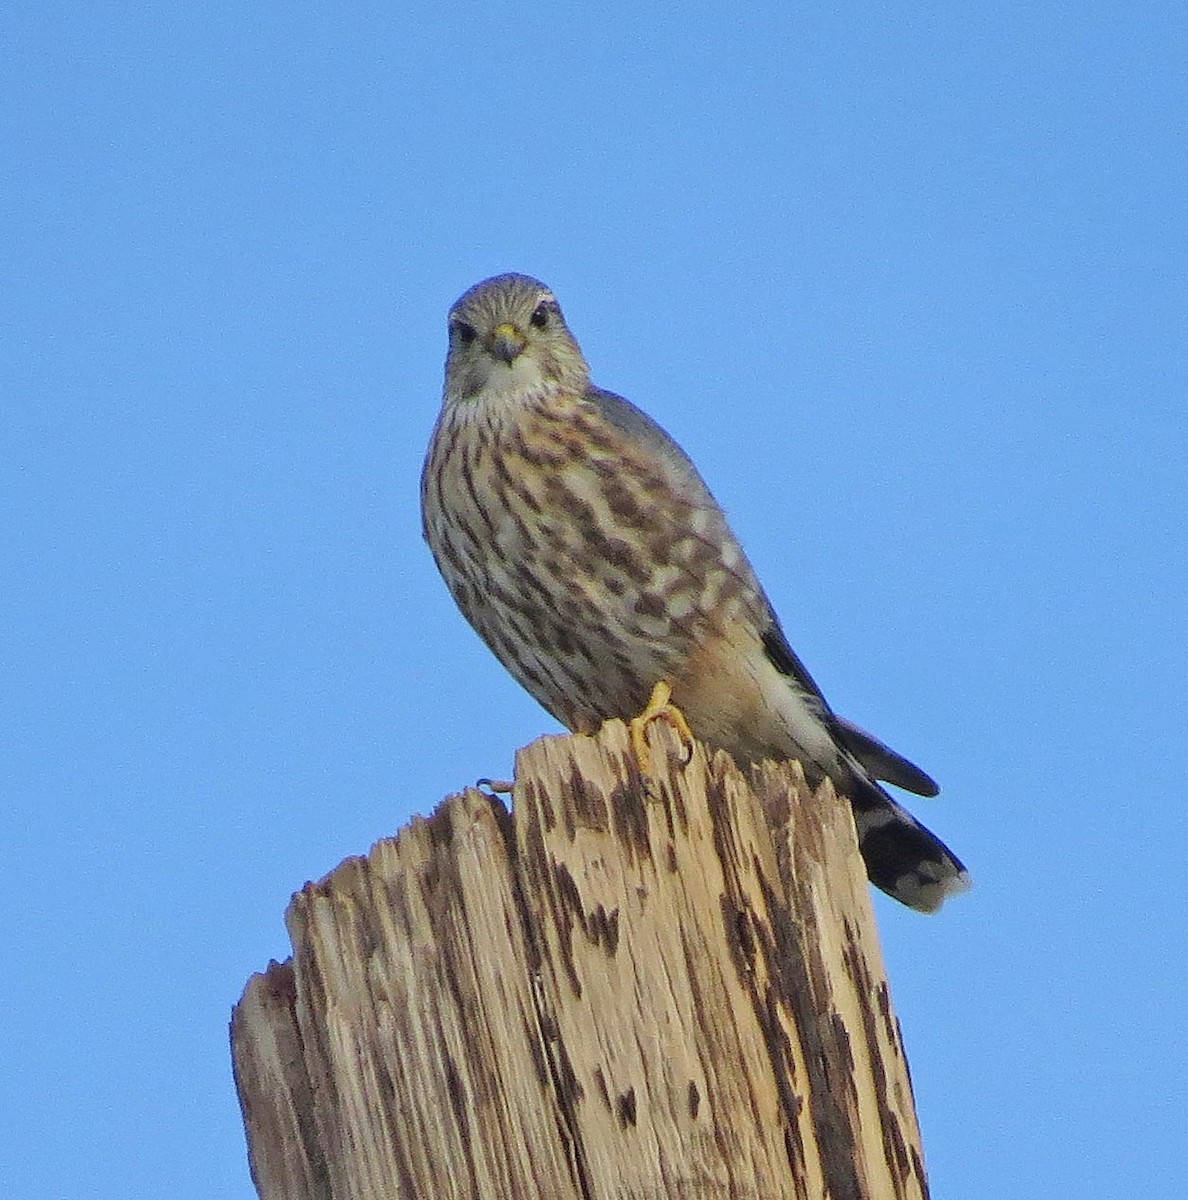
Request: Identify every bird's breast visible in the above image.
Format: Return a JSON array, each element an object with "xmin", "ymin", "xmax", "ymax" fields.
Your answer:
[{"xmin": 423, "ymin": 397, "xmax": 766, "ymax": 731}]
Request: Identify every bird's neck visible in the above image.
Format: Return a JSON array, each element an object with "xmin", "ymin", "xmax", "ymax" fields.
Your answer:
[{"xmin": 446, "ymin": 379, "xmax": 583, "ymax": 438}]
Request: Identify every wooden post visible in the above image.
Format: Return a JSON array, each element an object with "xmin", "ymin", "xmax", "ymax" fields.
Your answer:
[{"xmin": 231, "ymin": 720, "xmax": 931, "ymax": 1200}]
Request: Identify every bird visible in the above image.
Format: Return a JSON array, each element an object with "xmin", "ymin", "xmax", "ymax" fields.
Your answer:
[{"xmin": 421, "ymin": 273, "xmax": 971, "ymax": 912}]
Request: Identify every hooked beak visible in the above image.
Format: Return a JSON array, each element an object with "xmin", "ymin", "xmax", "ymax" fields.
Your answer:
[{"xmin": 488, "ymin": 322, "xmax": 526, "ymax": 364}]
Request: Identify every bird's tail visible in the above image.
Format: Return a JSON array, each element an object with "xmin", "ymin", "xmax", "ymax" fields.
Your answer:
[{"xmin": 846, "ymin": 771, "xmax": 971, "ymax": 913}]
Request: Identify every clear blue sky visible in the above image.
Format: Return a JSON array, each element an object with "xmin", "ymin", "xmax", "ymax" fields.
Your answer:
[{"xmin": 3, "ymin": 4, "xmax": 1184, "ymax": 1197}]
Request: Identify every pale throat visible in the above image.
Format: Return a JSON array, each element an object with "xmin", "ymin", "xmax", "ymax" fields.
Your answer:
[{"xmin": 449, "ymin": 351, "xmax": 565, "ymax": 426}]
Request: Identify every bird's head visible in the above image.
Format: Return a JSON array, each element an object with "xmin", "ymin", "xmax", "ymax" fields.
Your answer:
[{"xmin": 443, "ymin": 274, "xmax": 590, "ymax": 407}]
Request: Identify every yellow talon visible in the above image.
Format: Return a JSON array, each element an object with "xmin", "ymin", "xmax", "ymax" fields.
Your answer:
[{"xmin": 629, "ymin": 680, "xmax": 696, "ymax": 778}]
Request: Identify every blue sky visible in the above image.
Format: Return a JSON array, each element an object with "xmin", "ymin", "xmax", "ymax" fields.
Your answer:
[{"xmin": 3, "ymin": 4, "xmax": 1185, "ymax": 1196}]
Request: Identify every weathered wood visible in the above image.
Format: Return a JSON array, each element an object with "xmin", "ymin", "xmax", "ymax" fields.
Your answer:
[{"xmin": 232, "ymin": 720, "xmax": 931, "ymax": 1199}]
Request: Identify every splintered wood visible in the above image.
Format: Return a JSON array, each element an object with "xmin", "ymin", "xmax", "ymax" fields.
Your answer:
[{"xmin": 231, "ymin": 721, "xmax": 931, "ymax": 1200}]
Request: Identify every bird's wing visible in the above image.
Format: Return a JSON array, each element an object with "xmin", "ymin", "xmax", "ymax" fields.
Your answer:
[
  {"xmin": 830, "ymin": 715, "xmax": 939, "ymax": 797},
  {"xmin": 760, "ymin": 601, "xmax": 939, "ymax": 797},
  {"xmin": 759, "ymin": 619, "xmax": 833, "ymax": 715},
  {"xmin": 591, "ymin": 386, "xmax": 829, "ymax": 709},
  {"xmin": 586, "ymin": 386, "xmax": 715, "ymax": 499},
  {"xmin": 589, "ymin": 385, "xmax": 937, "ymax": 799}
]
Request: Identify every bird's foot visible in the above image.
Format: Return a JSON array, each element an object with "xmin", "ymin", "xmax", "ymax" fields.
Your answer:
[{"xmin": 629, "ymin": 680, "xmax": 696, "ymax": 784}]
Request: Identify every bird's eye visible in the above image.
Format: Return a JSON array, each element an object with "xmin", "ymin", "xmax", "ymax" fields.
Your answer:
[
  {"xmin": 451, "ymin": 320, "xmax": 477, "ymax": 344},
  {"xmin": 529, "ymin": 303, "xmax": 551, "ymax": 329}
]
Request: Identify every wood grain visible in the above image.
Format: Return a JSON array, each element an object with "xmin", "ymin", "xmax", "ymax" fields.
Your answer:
[{"xmin": 232, "ymin": 721, "xmax": 930, "ymax": 1200}]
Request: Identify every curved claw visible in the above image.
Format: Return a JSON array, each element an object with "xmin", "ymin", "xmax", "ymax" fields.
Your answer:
[{"xmin": 629, "ymin": 680, "xmax": 696, "ymax": 778}]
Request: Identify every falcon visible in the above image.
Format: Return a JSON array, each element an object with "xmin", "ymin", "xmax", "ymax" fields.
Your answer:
[{"xmin": 421, "ymin": 273, "xmax": 970, "ymax": 912}]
